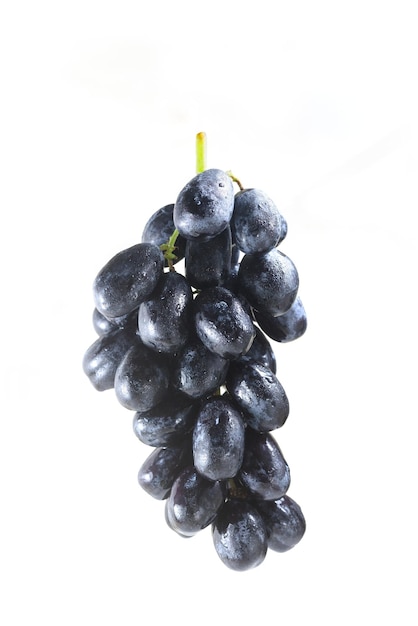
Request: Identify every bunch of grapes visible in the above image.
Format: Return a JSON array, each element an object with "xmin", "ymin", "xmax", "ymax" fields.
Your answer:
[{"xmin": 83, "ymin": 135, "xmax": 307, "ymax": 571}]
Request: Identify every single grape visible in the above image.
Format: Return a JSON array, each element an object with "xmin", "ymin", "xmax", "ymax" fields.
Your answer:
[
  {"xmin": 256, "ymin": 494, "xmax": 306, "ymax": 552},
  {"xmin": 238, "ymin": 248, "xmax": 299, "ymax": 317},
  {"xmin": 192, "ymin": 396, "xmax": 245, "ymax": 481},
  {"xmin": 92, "ymin": 308, "xmax": 118, "ymax": 335},
  {"xmin": 171, "ymin": 337, "xmax": 229, "ymax": 399},
  {"xmin": 114, "ymin": 342, "xmax": 170, "ymax": 412},
  {"xmin": 278, "ymin": 217, "xmax": 288, "ymax": 243},
  {"xmin": 231, "ymin": 188, "xmax": 286, "ymax": 254},
  {"xmin": 137, "ymin": 444, "xmax": 191, "ymax": 500},
  {"xmin": 92, "ymin": 308, "xmax": 139, "ymax": 336},
  {"xmin": 240, "ymin": 326, "xmax": 277, "ymax": 373},
  {"xmin": 254, "ymin": 296, "xmax": 307, "ymax": 343},
  {"xmin": 185, "ymin": 226, "xmax": 232, "ymax": 289},
  {"xmin": 165, "ymin": 466, "xmax": 226, "ymax": 537},
  {"xmin": 194, "ymin": 286, "xmax": 256, "ymax": 360},
  {"xmin": 137, "ymin": 271, "xmax": 193, "ymax": 354},
  {"xmin": 141, "ymin": 203, "xmax": 186, "ymax": 265},
  {"xmin": 82, "ymin": 328, "xmax": 140, "ymax": 392},
  {"xmin": 93, "ymin": 243, "xmax": 164, "ymax": 319},
  {"xmin": 237, "ymin": 429, "xmax": 291, "ymax": 501},
  {"xmin": 132, "ymin": 392, "xmax": 198, "ymax": 447},
  {"xmin": 226, "ymin": 360, "xmax": 289, "ymax": 432},
  {"xmin": 212, "ymin": 499, "xmax": 268, "ymax": 571},
  {"xmin": 173, "ymin": 169, "xmax": 234, "ymax": 241}
]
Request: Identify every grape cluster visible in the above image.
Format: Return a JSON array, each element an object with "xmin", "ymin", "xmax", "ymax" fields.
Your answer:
[{"xmin": 83, "ymin": 166, "xmax": 307, "ymax": 571}]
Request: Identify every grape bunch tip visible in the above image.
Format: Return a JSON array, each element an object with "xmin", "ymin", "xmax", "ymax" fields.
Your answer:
[{"xmin": 83, "ymin": 133, "xmax": 308, "ymax": 572}]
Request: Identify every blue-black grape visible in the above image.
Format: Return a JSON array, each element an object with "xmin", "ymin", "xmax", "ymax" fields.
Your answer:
[
  {"xmin": 194, "ymin": 286, "xmax": 256, "ymax": 360},
  {"xmin": 226, "ymin": 360, "xmax": 289, "ymax": 431},
  {"xmin": 171, "ymin": 337, "xmax": 229, "ymax": 399},
  {"xmin": 174, "ymin": 169, "xmax": 234, "ymax": 241},
  {"xmin": 237, "ymin": 428, "xmax": 290, "ymax": 500},
  {"xmin": 240, "ymin": 325, "xmax": 277, "ymax": 373},
  {"xmin": 185, "ymin": 226, "xmax": 232, "ymax": 289},
  {"xmin": 92, "ymin": 308, "xmax": 139, "ymax": 336},
  {"xmin": 137, "ymin": 444, "xmax": 191, "ymax": 500},
  {"xmin": 238, "ymin": 247, "xmax": 299, "ymax": 317},
  {"xmin": 212, "ymin": 499, "xmax": 268, "ymax": 571},
  {"xmin": 132, "ymin": 392, "xmax": 197, "ymax": 447},
  {"xmin": 231, "ymin": 188, "xmax": 286, "ymax": 254},
  {"xmin": 137, "ymin": 271, "xmax": 193, "ymax": 354},
  {"xmin": 83, "ymin": 328, "xmax": 140, "ymax": 391},
  {"xmin": 165, "ymin": 465, "xmax": 226, "ymax": 537},
  {"xmin": 192, "ymin": 396, "xmax": 245, "ymax": 481},
  {"xmin": 93, "ymin": 243, "xmax": 164, "ymax": 319},
  {"xmin": 254, "ymin": 296, "xmax": 307, "ymax": 343},
  {"xmin": 142, "ymin": 203, "xmax": 186, "ymax": 265},
  {"xmin": 114, "ymin": 342, "xmax": 170, "ymax": 412},
  {"xmin": 256, "ymin": 494, "xmax": 306, "ymax": 552}
]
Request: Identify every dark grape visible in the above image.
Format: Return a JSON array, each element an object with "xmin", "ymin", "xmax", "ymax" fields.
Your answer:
[
  {"xmin": 254, "ymin": 296, "xmax": 307, "ymax": 343},
  {"xmin": 194, "ymin": 286, "xmax": 256, "ymax": 360},
  {"xmin": 192, "ymin": 396, "xmax": 245, "ymax": 481},
  {"xmin": 142, "ymin": 203, "xmax": 186, "ymax": 265},
  {"xmin": 240, "ymin": 326, "xmax": 277, "ymax": 373},
  {"xmin": 82, "ymin": 328, "xmax": 140, "ymax": 392},
  {"xmin": 174, "ymin": 169, "xmax": 234, "ymax": 241},
  {"xmin": 237, "ymin": 429, "xmax": 290, "ymax": 501},
  {"xmin": 132, "ymin": 393, "xmax": 197, "ymax": 447},
  {"xmin": 114, "ymin": 342, "xmax": 170, "ymax": 412},
  {"xmin": 226, "ymin": 360, "xmax": 289, "ymax": 432},
  {"xmin": 231, "ymin": 188, "xmax": 286, "ymax": 254},
  {"xmin": 93, "ymin": 243, "xmax": 164, "ymax": 319},
  {"xmin": 171, "ymin": 337, "xmax": 229, "ymax": 399},
  {"xmin": 137, "ymin": 444, "xmax": 191, "ymax": 500},
  {"xmin": 185, "ymin": 226, "xmax": 232, "ymax": 289},
  {"xmin": 256, "ymin": 495, "xmax": 306, "ymax": 552},
  {"xmin": 92, "ymin": 308, "xmax": 139, "ymax": 336},
  {"xmin": 212, "ymin": 500, "xmax": 268, "ymax": 571},
  {"xmin": 92, "ymin": 308, "xmax": 118, "ymax": 336},
  {"xmin": 137, "ymin": 271, "xmax": 193, "ymax": 354},
  {"xmin": 165, "ymin": 466, "xmax": 226, "ymax": 537},
  {"xmin": 238, "ymin": 248, "xmax": 299, "ymax": 317}
]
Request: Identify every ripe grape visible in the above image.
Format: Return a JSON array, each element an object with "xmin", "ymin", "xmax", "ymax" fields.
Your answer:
[
  {"xmin": 253, "ymin": 296, "xmax": 308, "ymax": 343},
  {"xmin": 93, "ymin": 243, "xmax": 164, "ymax": 319},
  {"xmin": 138, "ymin": 271, "xmax": 193, "ymax": 353},
  {"xmin": 174, "ymin": 169, "xmax": 234, "ymax": 241},
  {"xmin": 165, "ymin": 465, "xmax": 226, "ymax": 537},
  {"xmin": 212, "ymin": 499, "xmax": 268, "ymax": 571},
  {"xmin": 231, "ymin": 188, "xmax": 286, "ymax": 254},
  {"xmin": 193, "ymin": 286, "xmax": 256, "ymax": 359},
  {"xmin": 132, "ymin": 393, "xmax": 197, "ymax": 447},
  {"xmin": 137, "ymin": 444, "xmax": 191, "ymax": 500},
  {"xmin": 237, "ymin": 428, "xmax": 291, "ymax": 501},
  {"xmin": 142, "ymin": 203, "xmax": 186, "ymax": 265},
  {"xmin": 238, "ymin": 247, "xmax": 299, "ymax": 317},
  {"xmin": 226, "ymin": 360, "xmax": 289, "ymax": 432},
  {"xmin": 256, "ymin": 495, "xmax": 306, "ymax": 552},
  {"xmin": 114, "ymin": 343, "xmax": 170, "ymax": 412},
  {"xmin": 192, "ymin": 395, "xmax": 245, "ymax": 481}
]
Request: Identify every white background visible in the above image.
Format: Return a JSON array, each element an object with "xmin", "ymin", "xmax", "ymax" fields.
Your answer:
[{"xmin": 1, "ymin": 1, "xmax": 417, "ymax": 624}]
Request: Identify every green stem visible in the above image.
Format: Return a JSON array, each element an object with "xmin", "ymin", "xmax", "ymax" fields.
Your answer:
[
  {"xmin": 196, "ymin": 131, "xmax": 207, "ymax": 173},
  {"xmin": 160, "ymin": 132, "xmax": 207, "ymax": 269},
  {"xmin": 226, "ymin": 170, "xmax": 244, "ymax": 191},
  {"xmin": 159, "ymin": 228, "xmax": 180, "ymax": 271}
]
